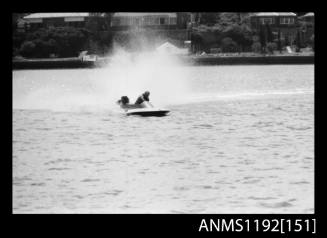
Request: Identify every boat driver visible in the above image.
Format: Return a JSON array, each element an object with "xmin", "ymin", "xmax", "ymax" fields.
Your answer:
[
  {"xmin": 135, "ymin": 91, "xmax": 150, "ymax": 105},
  {"xmin": 117, "ymin": 96, "xmax": 130, "ymax": 105}
]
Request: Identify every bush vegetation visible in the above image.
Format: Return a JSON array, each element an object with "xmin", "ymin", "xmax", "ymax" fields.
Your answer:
[
  {"xmin": 13, "ymin": 12, "xmax": 313, "ymax": 57},
  {"xmin": 17, "ymin": 27, "xmax": 90, "ymax": 58},
  {"xmin": 221, "ymin": 37, "xmax": 238, "ymax": 53},
  {"xmin": 251, "ymin": 42, "xmax": 261, "ymax": 53},
  {"xmin": 266, "ymin": 42, "xmax": 277, "ymax": 54},
  {"xmin": 191, "ymin": 13, "xmax": 254, "ymax": 53}
]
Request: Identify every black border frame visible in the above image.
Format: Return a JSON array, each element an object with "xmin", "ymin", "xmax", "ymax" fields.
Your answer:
[{"xmin": 8, "ymin": 3, "xmax": 322, "ymax": 237}]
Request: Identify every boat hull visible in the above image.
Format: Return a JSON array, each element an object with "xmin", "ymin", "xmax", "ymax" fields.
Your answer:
[{"xmin": 126, "ymin": 108, "xmax": 170, "ymax": 117}]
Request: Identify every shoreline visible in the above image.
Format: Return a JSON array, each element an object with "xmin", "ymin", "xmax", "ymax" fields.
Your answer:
[
  {"xmin": 185, "ymin": 54, "xmax": 314, "ymax": 65},
  {"xmin": 12, "ymin": 54, "xmax": 314, "ymax": 70}
]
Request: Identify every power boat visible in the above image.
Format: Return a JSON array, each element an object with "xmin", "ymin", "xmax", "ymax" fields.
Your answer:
[{"xmin": 117, "ymin": 96, "xmax": 170, "ymax": 117}]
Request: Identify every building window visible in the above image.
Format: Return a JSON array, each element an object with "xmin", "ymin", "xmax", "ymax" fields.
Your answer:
[
  {"xmin": 280, "ymin": 17, "xmax": 294, "ymax": 24},
  {"xmin": 259, "ymin": 17, "xmax": 274, "ymax": 25},
  {"xmin": 154, "ymin": 17, "xmax": 160, "ymax": 25},
  {"xmin": 159, "ymin": 17, "xmax": 166, "ymax": 25},
  {"xmin": 30, "ymin": 23, "xmax": 42, "ymax": 30},
  {"xmin": 128, "ymin": 17, "xmax": 133, "ymax": 26},
  {"xmin": 143, "ymin": 16, "xmax": 149, "ymax": 25},
  {"xmin": 169, "ymin": 17, "xmax": 177, "ymax": 25},
  {"xmin": 122, "ymin": 17, "xmax": 127, "ymax": 26},
  {"xmin": 143, "ymin": 16, "xmax": 150, "ymax": 25}
]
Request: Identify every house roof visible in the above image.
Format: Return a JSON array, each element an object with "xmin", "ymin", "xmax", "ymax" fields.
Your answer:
[
  {"xmin": 252, "ymin": 12, "xmax": 297, "ymax": 17},
  {"xmin": 156, "ymin": 42, "xmax": 179, "ymax": 50},
  {"xmin": 113, "ymin": 12, "xmax": 177, "ymax": 18},
  {"xmin": 156, "ymin": 41, "xmax": 187, "ymax": 54},
  {"xmin": 17, "ymin": 18, "xmax": 27, "ymax": 27},
  {"xmin": 302, "ymin": 12, "xmax": 314, "ymax": 17},
  {"xmin": 24, "ymin": 13, "xmax": 90, "ymax": 19}
]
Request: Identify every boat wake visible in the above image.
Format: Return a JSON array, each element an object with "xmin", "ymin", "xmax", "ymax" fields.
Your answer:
[
  {"xmin": 161, "ymin": 88, "xmax": 314, "ymax": 106},
  {"xmin": 13, "ymin": 48, "xmax": 313, "ymax": 112}
]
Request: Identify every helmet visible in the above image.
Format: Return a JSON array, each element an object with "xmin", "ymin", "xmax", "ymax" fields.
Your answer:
[
  {"xmin": 144, "ymin": 91, "xmax": 150, "ymax": 96},
  {"xmin": 121, "ymin": 96, "xmax": 129, "ymax": 104}
]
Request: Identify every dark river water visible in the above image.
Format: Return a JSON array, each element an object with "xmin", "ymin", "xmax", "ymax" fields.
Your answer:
[{"xmin": 12, "ymin": 62, "xmax": 314, "ymax": 213}]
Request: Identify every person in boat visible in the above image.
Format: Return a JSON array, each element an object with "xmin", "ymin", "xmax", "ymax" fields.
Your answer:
[
  {"xmin": 135, "ymin": 91, "xmax": 151, "ymax": 106},
  {"xmin": 117, "ymin": 96, "xmax": 143, "ymax": 109},
  {"xmin": 117, "ymin": 96, "xmax": 130, "ymax": 106}
]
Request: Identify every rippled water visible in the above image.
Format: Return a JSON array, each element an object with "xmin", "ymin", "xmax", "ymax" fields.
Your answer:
[{"xmin": 13, "ymin": 64, "xmax": 314, "ymax": 213}]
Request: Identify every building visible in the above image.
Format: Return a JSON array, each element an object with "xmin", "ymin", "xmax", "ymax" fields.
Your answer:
[
  {"xmin": 16, "ymin": 18, "xmax": 28, "ymax": 32},
  {"xmin": 18, "ymin": 12, "xmax": 192, "ymax": 52},
  {"xmin": 21, "ymin": 12, "xmax": 191, "ymax": 31},
  {"xmin": 110, "ymin": 12, "xmax": 192, "ymax": 30},
  {"xmin": 299, "ymin": 12, "xmax": 314, "ymax": 25},
  {"xmin": 298, "ymin": 12, "xmax": 314, "ymax": 46},
  {"xmin": 250, "ymin": 12, "xmax": 297, "ymax": 27},
  {"xmin": 110, "ymin": 12, "xmax": 192, "ymax": 50},
  {"xmin": 156, "ymin": 41, "xmax": 189, "ymax": 55},
  {"xmin": 110, "ymin": 12, "xmax": 179, "ymax": 30},
  {"xmin": 250, "ymin": 12, "xmax": 298, "ymax": 45},
  {"xmin": 23, "ymin": 13, "xmax": 92, "ymax": 30}
]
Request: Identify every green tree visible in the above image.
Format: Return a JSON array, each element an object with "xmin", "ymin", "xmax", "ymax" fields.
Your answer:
[
  {"xmin": 88, "ymin": 12, "xmax": 114, "ymax": 31},
  {"xmin": 52, "ymin": 27, "xmax": 89, "ymax": 57},
  {"xmin": 13, "ymin": 31, "xmax": 26, "ymax": 53},
  {"xmin": 199, "ymin": 12, "xmax": 219, "ymax": 25},
  {"xmin": 295, "ymin": 30, "xmax": 301, "ymax": 52},
  {"xmin": 266, "ymin": 23, "xmax": 274, "ymax": 43},
  {"xmin": 221, "ymin": 37, "xmax": 238, "ymax": 52},
  {"xmin": 251, "ymin": 42, "xmax": 261, "ymax": 53},
  {"xmin": 20, "ymin": 41, "xmax": 36, "ymax": 57},
  {"xmin": 104, "ymin": 12, "xmax": 114, "ymax": 29},
  {"xmin": 259, "ymin": 25, "xmax": 266, "ymax": 52},
  {"xmin": 192, "ymin": 12, "xmax": 253, "ymax": 52},
  {"xmin": 19, "ymin": 27, "xmax": 89, "ymax": 58},
  {"xmin": 284, "ymin": 35, "xmax": 290, "ymax": 46},
  {"xmin": 277, "ymin": 29, "xmax": 282, "ymax": 53},
  {"xmin": 222, "ymin": 23, "xmax": 252, "ymax": 52},
  {"xmin": 85, "ymin": 15, "xmax": 101, "ymax": 32},
  {"xmin": 190, "ymin": 33, "xmax": 202, "ymax": 53},
  {"xmin": 85, "ymin": 13, "xmax": 115, "ymax": 54},
  {"xmin": 218, "ymin": 13, "xmax": 241, "ymax": 26},
  {"xmin": 12, "ymin": 13, "xmax": 29, "ymax": 30},
  {"xmin": 310, "ymin": 34, "xmax": 314, "ymax": 51},
  {"xmin": 266, "ymin": 42, "xmax": 277, "ymax": 54}
]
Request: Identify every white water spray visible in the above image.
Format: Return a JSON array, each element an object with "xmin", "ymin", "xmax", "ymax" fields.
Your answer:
[
  {"xmin": 13, "ymin": 54, "xmax": 313, "ymax": 112},
  {"xmin": 13, "ymin": 48, "xmax": 192, "ymax": 112}
]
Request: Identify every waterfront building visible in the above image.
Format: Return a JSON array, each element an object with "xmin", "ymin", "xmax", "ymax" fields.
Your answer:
[
  {"xmin": 299, "ymin": 12, "xmax": 314, "ymax": 25},
  {"xmin": 298, "ymin": 12, "xmax": 314, "ymax": 46},
  {"xmin": 110, "ymin": 12, "xmax": 190, "ymax": 30},
  {"xmin": 20, "ymin": 12, "xmax": 191, "ymax": 31},
  {"xmin": 110, "ymin": 12, "xmax": 192, "ymax": 49},
  {"xmin": 23, "ymin": 13, "xmax": 92, "ymax": 30},
  {"xmin": 250, "ymin": 12, "xmax": 298, "ymax": 45},
  {"xmin": 16, "ymin": 18, "xmax": 28, "ymax": 32},
  {"xmin": 156, "ymin": 41, "xmax": 189, "ymax": 55}
]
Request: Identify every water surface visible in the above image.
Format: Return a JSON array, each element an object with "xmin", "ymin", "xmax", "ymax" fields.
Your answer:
[{"xmin": 13, "ymin": 65, "xmax": 314, "ymax": 213}]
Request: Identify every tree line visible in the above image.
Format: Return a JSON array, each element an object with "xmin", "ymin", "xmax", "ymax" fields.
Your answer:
[
  {"xmin": 13, "ymin": 12, "xmax": 313, "ymax": 58},
  {"xmin": 190, "ymin": 12, "xmax": 311, "ymax": 54}
]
